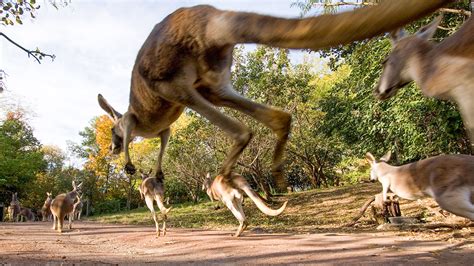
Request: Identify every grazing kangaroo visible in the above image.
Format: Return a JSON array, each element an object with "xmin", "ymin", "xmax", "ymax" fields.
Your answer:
[
  {"xmin": 375, "ymin": 15, "xmax": 474, "ymax": 147},
  {"xmin": 204, "ymin": 173, "xmax": 287, "ymax": 237},
  {"xmin": 50, "ymin": 181, "xmax": 83, "ymax": 233},
  {"xmin": 72, "ymin": 195, "xmax": 83, "ymax": 221},
  {"xmin": 366, "ymin": 152, "xmax": 474, "ymax": 220},
  {"xmin": 139, "ymin": 171, "xmax": 171, "ymax": 237},
  {"xmin": 19, "ymin": 207, "xmax": 35, "ymax": 222},
  {"xmin": 41, "ymin": 192, "xmax": 53, "ymax": 222},
  {"xmin": 9, "ymin": 192, "xmax": 21, "ymax": 222},
  {"xmin": 98, "ymin": 1, "xmax": 452, "ymax": 192}
]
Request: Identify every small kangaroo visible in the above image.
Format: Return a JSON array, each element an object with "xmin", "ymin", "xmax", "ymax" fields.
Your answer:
[
  {"xmin": 139, "ymin": 170, "xmax": 171, "ymax": 237},
  {"xmin": 72, "ymin": 195, "xmax": 83, "ymax": 221},
  {"xmin": 50, "ymin": 181, "xmax": 83, "ymax": 233},
  {"xmin": 19, "ymin": 207, "xmax": 35, "ymax": 222},
  {"xmin": 204, "ymin": 173, "xmax": 288, "ymax": 237},
  {"xmin": 9, "ymin": 192, "xmax": 21, "ymax": 222},
  {"xmin": 41, "ymin": 192, "xmax": 53, "ymax": 222},
  {"xmin": 366, "ymin": 151, "xmax": 474, "ymax": 220}
]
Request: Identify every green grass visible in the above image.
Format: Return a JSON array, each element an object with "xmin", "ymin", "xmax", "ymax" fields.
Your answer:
[{"xmin": 87, "ymin": 182, "xmax": 458, "ymax": 234}]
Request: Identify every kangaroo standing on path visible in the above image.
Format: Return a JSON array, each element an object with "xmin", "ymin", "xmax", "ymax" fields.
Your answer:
[
  {"xmin": 366, "ymin": 152, "xmax": 474, "ymax": 220},
  {"xmin": 375, "ymin": 15, "xmax": 474, "ymax": 148},
  {"xmin": 98, "ymin": 1, "xmax": 452, "ymax": 193},
  {"xmin": 204, "ymin": 173, "xmax": 287, "ymax": 237},
  {"xmin": 9, "ymin": 192, "xmax": 21, "ymax": 222},
  {"xmin": 139, "ymin": 171, "xmax": 171, "ymax": 237},
  {"xmin": 41, "ymin": 192, "xmax": 53, "ymax": 222},
  {"xmin": 72, "ymin": 195, "xmax": 83, "ymax": 221},
  {"xmin": 50, "ymin": 181, "xmax": 82, "ymax": 233}
]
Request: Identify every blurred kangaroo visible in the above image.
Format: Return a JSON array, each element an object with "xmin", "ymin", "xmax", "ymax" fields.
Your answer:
[
  {"xmin": 50, "ymin": 181, "xmax": 82, "ymax": 233},
  {"xmin": 72, "ymin": 195, "xmax": 83, "ymax": 221},
  {"xmin": 19, "ymin": 207, "xmax": 35, "ymax": 222},
  {"xmin": 139, "ymin": 170, "xmax": 171, "ymax": 237},
  {"xmin": 9, "ymin": 192, "xmax": 21, "ymax": 222},
  {"xmin": 366, "ymin": 152, "xmax": 474, "ymax": 220},
  {"xmin": 202, "ymin": 173, "xmax": 214, "ymax": 202},
  {"xmin": 375, "ymin": 15, "xmax": 474, "ymax": 148},
  {"xmin": 41, "ymin": 192, "xmax": 53, "ymax": 222},
  {"xmin": 98, "ymin": 1, "xmax": 452, "ymax": 193},
  {"xmin": 205, "ymin": 173, "xmax": 287, "ymax": 237}
]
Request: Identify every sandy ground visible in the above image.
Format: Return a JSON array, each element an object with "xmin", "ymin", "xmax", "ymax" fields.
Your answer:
[{"xmin": 0, "ymin": 221, "xmax": 473, "ymax": 265}]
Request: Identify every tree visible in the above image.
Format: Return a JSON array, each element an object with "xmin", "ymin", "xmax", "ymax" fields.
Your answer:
[{"xmin": 0, "ymin": 110, "xmax": 45, "ymax": 204}]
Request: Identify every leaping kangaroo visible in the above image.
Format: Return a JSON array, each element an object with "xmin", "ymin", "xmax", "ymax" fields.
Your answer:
[{"xmin": 98, "ymin": 1, "xmax": 453, "ymax": 192}]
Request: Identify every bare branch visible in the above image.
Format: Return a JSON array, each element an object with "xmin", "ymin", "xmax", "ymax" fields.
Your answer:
[
  {"xmin": 439, "ymin": 8, "xmax": 471, "ymax": 16},
  {"xmin": 0, "ymin": 32, "xmax": 55, "ymax": 64}
]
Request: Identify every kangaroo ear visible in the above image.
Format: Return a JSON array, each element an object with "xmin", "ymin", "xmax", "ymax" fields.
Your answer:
[
  {"xmin": 98, "ymin": 94, "xmax": 123, "ymax": 121},
  {"xmin": 389, "ymin": 29, "xmax": 406, "ymax": 44},
  {"xmin": 380, "ymin": 151, "xmax": 392, "ymax": 162},
  {"xmin": 365, "ymin": 152, "xmax": 376, "ymax": 165},
  {"xmin": 416, "ymin": 15, "xmax": 442, "ymax": 40},
  {"xmin": 206, "ymin": 173, "xmax": 211, "ymax": 179}
]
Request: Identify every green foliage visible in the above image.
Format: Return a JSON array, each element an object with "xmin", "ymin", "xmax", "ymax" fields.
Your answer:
[
  {"xmin": 0, "ymin": 0, "xmax": 70, "ymax": 26},
  {"xmin": 0, "ymin": 111, "xmax": 45, "ymax": 205}
]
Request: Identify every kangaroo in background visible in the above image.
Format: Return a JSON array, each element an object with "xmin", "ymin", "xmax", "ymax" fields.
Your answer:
[
  {"xmin": 98, "ymin": 1, "xmax": 452, "ymax": 193},
  {"xmin": 19, "ymin": 207, "xmax": 35, "ymax": 222},
  {"xmin": 50, "ymin": 181, "xmax": 82, "ymax": 233},
  {"xmin": 72, "ymin": 195, "xmax": 83, "ymax": 221},
  {"xmin": 366, "ymin": 152, "xmax": 474, "ymax": 220},
  {"xmin": 139, "ymin": 170, "xmax": 171, "ymax": 237},
  {"xmin": 9, "ymin": 192, "xmax": 21, "ymax": 222},
  {"xmin": 375, "ymin": 15, "xmax": 474, "ymax": 148},
  {"xmin": 41, "ymin": 192, "xmax": 53, "ymax": 222},
  {"xmin": 204, "ymin": 173, "xmax": 287, "ymax": 237}
]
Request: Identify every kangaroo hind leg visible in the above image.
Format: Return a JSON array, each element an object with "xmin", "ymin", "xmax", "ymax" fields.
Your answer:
[{"xmin": 436, "ymin": 187, "xmax": 474, "ymax": 220}]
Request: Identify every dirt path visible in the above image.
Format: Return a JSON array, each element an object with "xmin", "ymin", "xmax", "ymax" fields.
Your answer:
[{"xmin": 0, "ymin": 221, "xmax": 472, "ymax": 264}]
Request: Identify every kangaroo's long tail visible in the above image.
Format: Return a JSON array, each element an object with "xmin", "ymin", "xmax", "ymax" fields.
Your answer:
[
  {"xmin": 205, "ymin": 0, "xmax": 452, "ymax": 49},
  {"xmin": 233, "ymin": 177, "xmax": 287, "ymax": 216}
]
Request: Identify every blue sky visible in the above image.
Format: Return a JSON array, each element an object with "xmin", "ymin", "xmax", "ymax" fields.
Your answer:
[{"xmin": 1, "ymin": 0, "xmax": 319, "ymax": 160}]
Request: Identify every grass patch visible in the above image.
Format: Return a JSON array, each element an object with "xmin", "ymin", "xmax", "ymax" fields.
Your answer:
[{"xmin": 87, "ymin": 182, "xmax": 465, "ymax": 234}]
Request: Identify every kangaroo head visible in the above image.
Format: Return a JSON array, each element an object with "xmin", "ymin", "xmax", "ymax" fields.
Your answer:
[
  {"xmin": 72, "ymin": 180, "xmax": 83, "ymax": 194},
  {"xmin": 139, "ymin": 169, "xmax": 152, "ymax": 180},
  {"xmin": 202, "ymin": 173, "xmax": 212, "ymax": 191},
  {"xmin": 98, "ymin": 94, "xmax": 124, "ymax": 155},
  {"xmin": 375, "ymin": 16, "xmax": 441, "ymax": 100},
  {"xmin": 365, "ymin": 151, "xmax": 392, "ymax": 182}
]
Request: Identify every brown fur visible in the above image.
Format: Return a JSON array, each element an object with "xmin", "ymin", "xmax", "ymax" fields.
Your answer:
[
  {"xmin": 375, "ymin": 16, "xmax": 474, "ymax": 147},
  {"xmin": 50, "ymin": 181, "xmax": 82, "ymax": 233},
  {"xmin": 19, "ymin": 207, "xmax": 35, "ymax": 222},
  {"xmin": 41, "ymin": 192, "xmax": 53, "ymax": 222},
  {"xmin": 366, "ymin": 152, "xmax": 474, "ymax": 220},
  {"xmin": 139, "ymin": 172, "xmax": 171, "ymax": 237},
  {"xmin": 98, "ymin": 1, "xmax": 452, "ymax": 193},
  {"xmin": 204, "ymin": 173, "xmax": 287, "ymax": 237}
]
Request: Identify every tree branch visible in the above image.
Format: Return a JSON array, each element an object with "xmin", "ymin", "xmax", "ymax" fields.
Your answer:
[
  {"xmin": 0, "ymin": 32, "xmax": 55, "ymax": 64},
  {"xmin": 439, "ymin": 8, "xmax": 471, "ymax": 16}
]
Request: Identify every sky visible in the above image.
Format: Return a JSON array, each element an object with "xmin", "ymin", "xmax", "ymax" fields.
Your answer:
[{"xmin": 1, "ymin": 0, "xmax": 319, "ymax": 161}]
